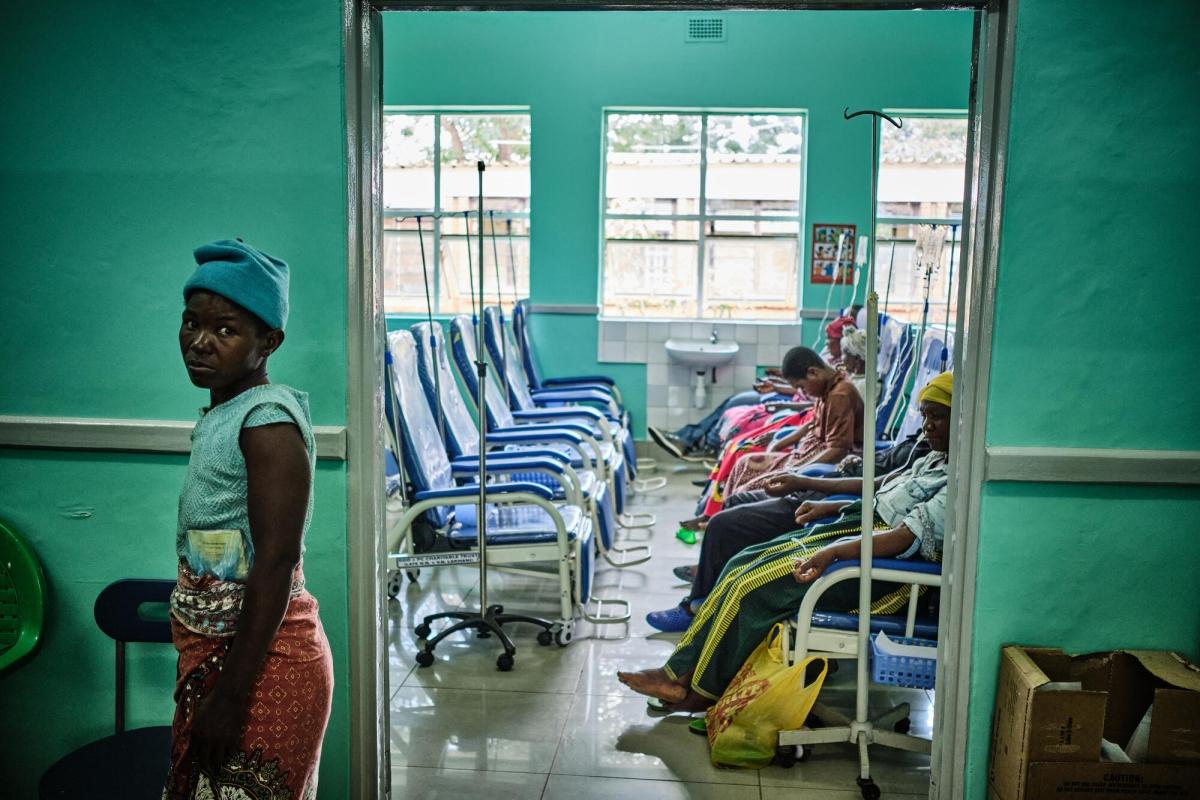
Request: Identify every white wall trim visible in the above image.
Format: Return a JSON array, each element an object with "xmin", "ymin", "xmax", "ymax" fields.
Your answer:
[
  {"xmin": 984, "ymin": 446, "xmax": 1200, "ymax": 486},
  {"xmin": 0, "ymin": 415, "xmax": 347, "ymax": 461}
]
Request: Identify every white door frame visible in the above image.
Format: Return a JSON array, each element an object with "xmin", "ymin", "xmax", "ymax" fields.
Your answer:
[{"xmin": 342, "ymin": 2, "xmax": 1017, "ymax": 798}]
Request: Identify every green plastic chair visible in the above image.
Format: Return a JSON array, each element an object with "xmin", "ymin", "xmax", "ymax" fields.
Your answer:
[{"xmin": 0, "ymin": 517, "xmax": 47, "ymax": 676}]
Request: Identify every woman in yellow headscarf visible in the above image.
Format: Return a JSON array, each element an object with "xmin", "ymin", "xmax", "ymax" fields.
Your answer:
[{"xmin": 620, "ymin": 372, "xmax": 953, "ymax": 709}]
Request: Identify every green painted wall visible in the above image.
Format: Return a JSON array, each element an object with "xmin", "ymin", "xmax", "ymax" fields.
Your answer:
[
  {"xmin": 0, "ymin": 2, "xmax": 350, "ymax": 797},
  {"xmin": 965, "ymin": 2, "xmax": 1200, "ymax": 797},
  {"xmin": 383, "ymin": 11, "xmax": 974, "ymax": 434}
]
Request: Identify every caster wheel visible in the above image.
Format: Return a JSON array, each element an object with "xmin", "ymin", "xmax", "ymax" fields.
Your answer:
[
  {"xmin": 894, "ymin": 717, "xmax": 912, "ymax": 734},
  {"xmin": 414, "ymin": 623, "xmax": 432, "ymax": 639},
  {"xmin": 407, "ymin": 569, "xmax": 421, "ymax": 582},
  {"xmin": 857, "ymin": 778, "xmax": 881, "ymax": 800},
  {"xmin": 387, "ymin": 576, "xmax": 403, "ymax": 599},
  {"xmin": 537, "ymin": 630, "xmax": 554, "ymax": 646},
  {"xmin": 496, "ymin": 653, "xmax": 514, "ymax": 671},
  {"xmin": 415, "ymin": 650, "xmax": 434, "ymax": 668},
  {"xmin": 797, "ymin": 744, "xmax": 811, "ymax": 762},
  {"xmin": 554, "ymin": 627, "xmax": 572, "ymax": 647},
  {"xmin": 773, "ymin": 745, "xmax": 798, "ymax": 769}
]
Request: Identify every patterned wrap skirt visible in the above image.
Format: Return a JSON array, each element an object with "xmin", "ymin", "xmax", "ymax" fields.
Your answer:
[{"xmin": 163, "ymin": 565, "xmax": 333, "ymax": 800}]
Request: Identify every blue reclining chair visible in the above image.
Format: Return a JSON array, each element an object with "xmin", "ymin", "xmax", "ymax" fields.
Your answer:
[
  {"xmin": 512, "ymin": 299, "xmax": 626, "ymax": 408},
  {"xmin": 385, "ymin": 330, "xmax": 629, "ymax": 640},
  {"xmin": 448, "ymin": 314, "xmax": 632, "ymax": 517},
  {"xmin": 777, "ymin": 555, "xmax": 941, "ymax": 756},
  {"xmin": 482, "ymin": 306, "xmax": 647, "ymax": 491},
  {"xmin": 412, "ymin": 321, "xmax": 649, "ymax": 568},
  {"xmin": 894, "ymin": 325, "xmax": 954, "ymax": 442}
]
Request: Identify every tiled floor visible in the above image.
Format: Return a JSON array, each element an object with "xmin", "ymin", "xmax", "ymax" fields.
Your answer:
[{"xmin": 387, "ymin": 466, "xmax": 933, "ymax": 799}]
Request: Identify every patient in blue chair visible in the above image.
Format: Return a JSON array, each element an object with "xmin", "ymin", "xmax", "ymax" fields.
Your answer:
[{"xmin": 619, "ymin": 372, "xmax": 952, "ymax": 710}]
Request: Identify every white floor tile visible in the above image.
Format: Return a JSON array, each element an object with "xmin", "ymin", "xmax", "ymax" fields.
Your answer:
[
  {"xmin": 391, "ymin": 686, "xmax": 570, "ymax": 774},
  {"xmin": 543, "ymin": 774, "xmax": 759, "ymax": 800},
  {"xmin": 392, "ymin": 766, "xmax": 547, "ymax": 800},
  {"xmin": 550, "ymin": 693, "xmax": 757, "ymax": 785}
]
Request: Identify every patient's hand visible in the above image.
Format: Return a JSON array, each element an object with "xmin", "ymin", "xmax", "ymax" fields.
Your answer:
[
  {"xmin": 794, "ymin": 500, "xmax": 842, "ymax": 527},
  {"xmin": 837, "ymin": 455, "xmax": 863, "ymax": 473},
  {"xmin": 793, "ymin": 548, "xmax": 836, "ymax": 583},
  {"xmin": 753, "ymin": 378, "xmax": 775, "ymax": 394},
  {"xmin": 749, "ymin": 431, "xmax": 775, "ymax": 448},
  {"xmin": 763, "ymin": 474, "xmax": 806, "ymax": 497}
]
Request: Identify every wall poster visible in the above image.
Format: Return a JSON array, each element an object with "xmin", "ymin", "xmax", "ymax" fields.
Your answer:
[{"xmin": 810, "ymin": 223, "xmax": 857, "ymax": 285}]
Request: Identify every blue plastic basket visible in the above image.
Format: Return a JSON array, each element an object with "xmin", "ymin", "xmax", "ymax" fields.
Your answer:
[{"xmin": 870, "ymin": 632, "xmax": 937, "ymax": 689}]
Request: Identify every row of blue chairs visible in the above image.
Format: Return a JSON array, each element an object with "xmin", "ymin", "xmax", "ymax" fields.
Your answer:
[{"xmin": 383, "ymin": 310, "xmax": 656, "ymax": 643}]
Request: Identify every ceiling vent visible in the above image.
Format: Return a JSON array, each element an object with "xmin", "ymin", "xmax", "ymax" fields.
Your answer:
[{"xmin": 686, "ymin": 18, "xmax": 726, "ymax": 43}]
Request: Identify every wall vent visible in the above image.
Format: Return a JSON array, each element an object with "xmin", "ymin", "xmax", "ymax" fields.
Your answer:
[{"xmin": 686, "ymin": 18, "xmax": 725, "ymax": 43}]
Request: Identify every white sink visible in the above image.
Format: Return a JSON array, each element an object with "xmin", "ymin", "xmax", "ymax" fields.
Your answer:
[{"xmin": 665, "ymin": 339, "xmax": 740, "ymax": 368}]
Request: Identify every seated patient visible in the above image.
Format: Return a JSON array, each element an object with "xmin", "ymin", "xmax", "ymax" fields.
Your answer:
[
  {"xmin": 649, "ymin": 431, "xmax": 931, "ymax": 632},
  {"xmin": 620, "ymin": 372, "xmax": 952, "ymax": 710},
  {"xmin": 690, "ymin": 347, "xmax": 863, "ymax": 522}
]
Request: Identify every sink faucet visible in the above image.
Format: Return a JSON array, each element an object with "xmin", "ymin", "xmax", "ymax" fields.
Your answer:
[{"xmin": 710, "ymin": 326, "xmax": 719, "ymax": 344}]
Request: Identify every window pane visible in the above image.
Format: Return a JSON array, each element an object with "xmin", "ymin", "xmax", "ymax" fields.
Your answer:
[
  {"xmin": 873, "ymin": 222, "xmax": 961, "ymax": 324},
  {"xmin": 877, "ymin": 116, "xmax": 968, "ymax": 220},
  {"xmin": 439, "ymin": 221, "xmax": 530, "ymax": 315},
  {"xmin": 605, "ymin": 218, "xmax": 698, "ymax": 241},
  {"xmin": 382, "ymin": 221, "xmax": 435, "ymax": 313},
  {"xmin": 705, "ymin": 114, "xmax": 803, "ymax": 216},
  {"xmin": 606, "ymin": 113, "xmax": 701, "ymax": 215},
  {"xmin": 383, "ymin": 114, "xmax": 435, "ymax": 210},
  {"xmin": 440, "ymin": 114, "xmax": 532, "ymax": 215},
  {"xmin": 702, "ymin": 235, "xmax": 798, "ymax": 320},
  {"xmin": 602, "ymin": 240, "xmax": 698, "ymax": 318}
]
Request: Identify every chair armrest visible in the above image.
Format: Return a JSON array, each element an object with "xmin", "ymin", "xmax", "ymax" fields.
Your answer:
[
  {"xmin": 542, "ymin": 375, "xmax": 616, "ymax": 388},
  {"xmin": 414, "ymin": 482, "xmax": 554, "ymax": 502},
  {"xmin": 531, "ymin": 388, "xmax": 616, "ymax": 405},
  {"xmin": 826, "ymin": 558, "xmax": 942, "ymax": 576},
  {"xmin": 449, "ymin": 455, "xmax": 567, "ymax": 477},
  {"xmin": 513, "ymin": 407, "xmax": 606, "ymax": 424}
]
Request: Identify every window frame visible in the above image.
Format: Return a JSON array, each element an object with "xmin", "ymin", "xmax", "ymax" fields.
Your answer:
[
  {"xmin": 382, "ymin": 106, "xmax": 531, "ymax": 314},
  {"xmin": 874, "ymin": 108, "xmax": 969, "ymax": 323},
  {"xmin": 599, "ymin": 107, "xmax": 808, "ymax": 321}
]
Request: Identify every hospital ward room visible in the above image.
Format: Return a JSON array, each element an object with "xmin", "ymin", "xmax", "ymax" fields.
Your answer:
[{"xmin": 2, "ymin": 3, "xmax": 1199, "ymax": 800}]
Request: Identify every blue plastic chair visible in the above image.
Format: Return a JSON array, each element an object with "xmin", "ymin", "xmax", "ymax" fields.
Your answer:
[{"xmin": 39, "ymin": 579, "xmax": 175, "ymax": 799}]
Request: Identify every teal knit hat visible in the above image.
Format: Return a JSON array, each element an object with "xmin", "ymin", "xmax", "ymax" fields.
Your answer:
[{"xmin": 183, "ymin": 239, "xmax": 290, "ymax": 330}]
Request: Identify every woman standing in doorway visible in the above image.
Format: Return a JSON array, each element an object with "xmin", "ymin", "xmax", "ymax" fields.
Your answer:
[{"xmin": 165, "ymin": 239, "xmax": 333, "ymax": 800}]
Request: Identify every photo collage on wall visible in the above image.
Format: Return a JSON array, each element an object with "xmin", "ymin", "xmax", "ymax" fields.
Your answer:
[{"xmin": 810, "ymin": 223, "xmax": 857, "ymax": 285}]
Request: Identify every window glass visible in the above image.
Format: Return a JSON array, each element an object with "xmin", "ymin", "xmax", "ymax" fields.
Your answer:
[
  {"xmin": 874, "ymin": 115, "xmax": 968, "ymax": 323},
  {"xmin": 383, "ymin": 111, "xmax": 531, "ymax": 314},
  {"xmin": 602, "ymin": 111, "xmax": 805, "ymax": 320}
]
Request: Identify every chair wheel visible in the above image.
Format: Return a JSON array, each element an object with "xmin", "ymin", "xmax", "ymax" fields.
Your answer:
[
  {"xmin": 894, "ymin": 717, "xmax": 911, "ymax": 734},
  {"xmin": 858, "ymin": 778, "xmax": 881, "ymax": 800},
  {"xmin": 773, "ymin": 745, "xmax": 798, "ymax": 768},
  {"xmin": 414, "ymin": 623, "xmax": 431, "ymax": 639},
  {"xmin": 554, "ymin": 627, "xmax": 572, "ymax": 647},
  {"xmin": 537, "ymin": 630, "xmax": 554, "ymax": 646},
  {"xmin": 415, "ymin": 650, "xmax": 434, "ymax": 668},
  {"xmin": 496, "ymin": 653, "xmax": 514, "ymax": 671},
  {"xmin": 387, "ymin": 574, "xmax": 403, "ymax": 599},
  {"xmin": 407, "ymin": 570, "xmax": 421, "ymax": 582}
]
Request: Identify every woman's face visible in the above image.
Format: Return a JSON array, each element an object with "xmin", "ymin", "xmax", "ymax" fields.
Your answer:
[
  {"xmin": 920, "ymin": 401, "xmax": 952, "ymax": 452},
  {"xmin": 180, "ymin": 291, "xmax": 279, "ymax": 391},
  {"xmin": 844, "ymin": 353, "xmax": 866, "ymax": 375},
  {"xmin": 827, "ymin": 338, "xmax": 843, "ymax": 360}
]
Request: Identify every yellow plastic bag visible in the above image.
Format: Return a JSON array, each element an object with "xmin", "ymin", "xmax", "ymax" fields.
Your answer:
[{"xmin": 706, "ymin": 623, "xmax": 828, "ymax": 768}]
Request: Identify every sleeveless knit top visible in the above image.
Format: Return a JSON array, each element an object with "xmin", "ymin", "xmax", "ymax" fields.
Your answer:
[{"xmin": 171, "ymin": 384, "xmax": 314, "ymax": 635}]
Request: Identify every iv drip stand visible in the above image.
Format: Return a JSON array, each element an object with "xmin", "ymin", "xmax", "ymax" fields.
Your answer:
[{"xmin": 414, "ymin": 161, "xmax": 557, "ymax": 672}]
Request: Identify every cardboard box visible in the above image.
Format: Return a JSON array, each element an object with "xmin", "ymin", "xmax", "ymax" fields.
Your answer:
[{"xmin": 988, "ymin": 646, "xmax": 1200, "ymax": 800}]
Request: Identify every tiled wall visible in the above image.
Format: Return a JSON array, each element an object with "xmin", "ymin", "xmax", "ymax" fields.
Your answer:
[{"xmin": 598, "ymin": 319, "xmax": 805, "ymax": 431}]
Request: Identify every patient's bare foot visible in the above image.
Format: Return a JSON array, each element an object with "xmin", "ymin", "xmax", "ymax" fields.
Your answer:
[
  {"xmin": 678, "ymin": 516, "xmax": 709, "ymax": 532},
  {"xmin": 668, "ymin": 690, "xmax": 713, "ymax": 713},
  {"xmin": 617, "ymin": 668, "xmax": 688, "ymax": 703}
]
